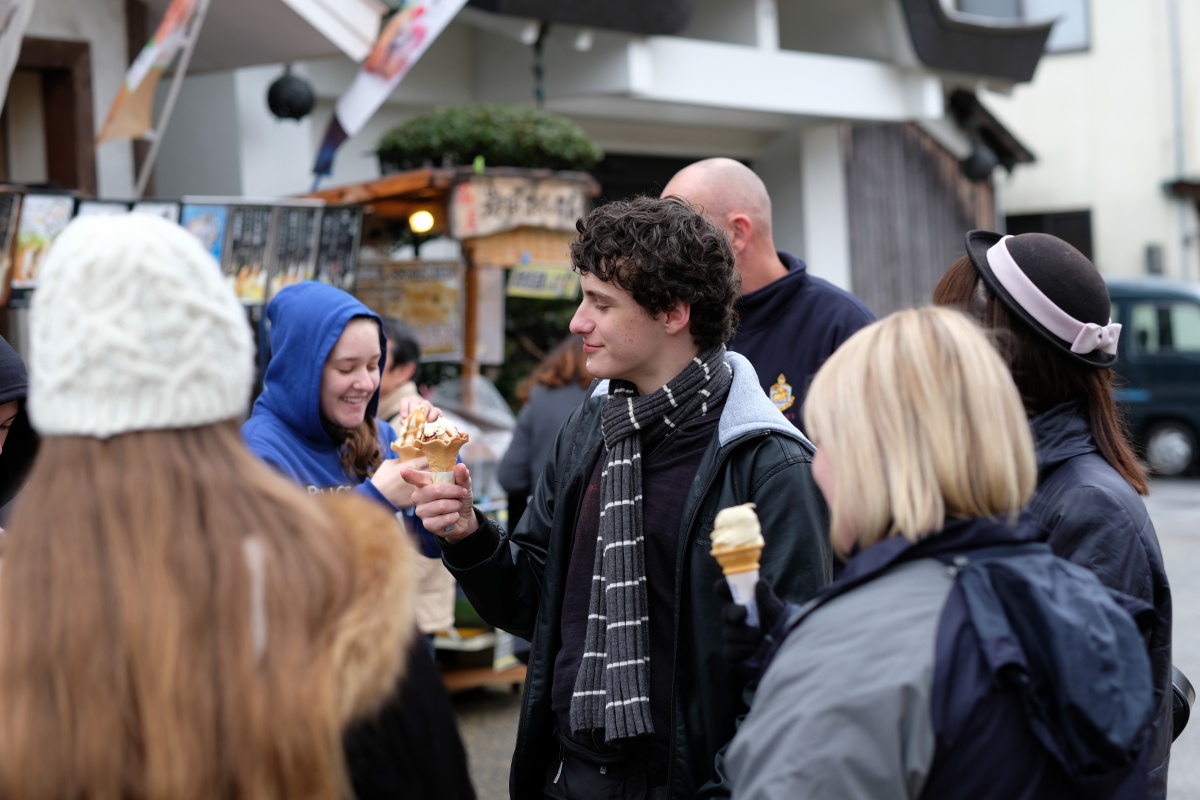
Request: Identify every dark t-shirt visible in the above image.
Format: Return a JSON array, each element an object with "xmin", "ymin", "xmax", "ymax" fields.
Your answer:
[{"xmin": 550, "ymin": 402, "xmax": 723, "ymax": 776}]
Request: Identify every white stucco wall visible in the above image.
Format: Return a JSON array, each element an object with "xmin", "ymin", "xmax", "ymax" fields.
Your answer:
[
  {"xmin": 983, "ymin": 1, "xmax": 1200, "ymax": 279},
  {"xmin": 152, "ymin": 71, "xmax": 245, "ymax": 198},
  {"xmin": 26, "ymin": 0, "xmax": 135, "ymax": 198}
]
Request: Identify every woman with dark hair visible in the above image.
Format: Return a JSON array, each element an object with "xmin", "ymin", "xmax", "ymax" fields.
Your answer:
[
  {"xmin": 243, "ymin": 280, "xmax": 475, "ymax": 800},
  {"xmin": 933, "ymin": 231, "xmax": 1172, "ymax": 797},
  {"xmin": 0, "ymin": 214, "xmax": 415, "ymax": 799},
  {"xmin": 498, "ymin": 335, "xmax": 593, "ymax": 528}
]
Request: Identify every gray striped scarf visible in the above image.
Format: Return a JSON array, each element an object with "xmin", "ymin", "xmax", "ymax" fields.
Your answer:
[{"xmin": 570, "ymin": 345, "xmax": 733, "ymax": 742}]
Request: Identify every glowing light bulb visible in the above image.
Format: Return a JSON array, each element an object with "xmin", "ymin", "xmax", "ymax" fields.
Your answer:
[{"xmin": 409, "ymin": 210, "xmax": 435, "ymax": 234}]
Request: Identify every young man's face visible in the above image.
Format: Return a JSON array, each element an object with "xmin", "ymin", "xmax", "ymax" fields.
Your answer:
[{"xmin": 570, "ymin": 273, "xmax": 673, "ymax": 394}]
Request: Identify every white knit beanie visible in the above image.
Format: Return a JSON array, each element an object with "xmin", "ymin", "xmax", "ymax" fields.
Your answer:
[{"xmin": 29, "ymin": 213, "xmax": 255, "ymax": 438}]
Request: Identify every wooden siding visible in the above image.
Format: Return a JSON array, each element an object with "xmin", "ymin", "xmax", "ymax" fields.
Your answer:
[{"xmin": 844, "ymin": 122, "xmax": 995, "ymax": 316}]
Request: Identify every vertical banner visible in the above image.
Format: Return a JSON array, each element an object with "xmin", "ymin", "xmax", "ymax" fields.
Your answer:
[
  {"xmin": 0, "ymin": 0, "xmax": 36, "ymax": 110},
  {"xmin": 312, "ymin": 0, "xmax": 467, "ymax": 178},
  {"xmin": 96, "ymin": 0, "xmax": 201, "ymax": 143}
]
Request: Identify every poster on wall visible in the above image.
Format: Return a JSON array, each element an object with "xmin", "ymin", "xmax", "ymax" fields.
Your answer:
[
  {"xmin": 356, "ymin": 260, "xmax": 464, "ymax": 362},
  {"xmin": 224, "ymin": 204, "xmax": 275, "ymax": 304},
  {"xmin": 0, "ymin": 192, "xmax": 22, "ymax": 306},
  {"xmin": 314, "ymin": 205, "xmax": 363, "ymax": 294},
  {"xmin": 268, "ymin": 204, "xmax": 322, "ymax": 299},
  {"xmin": 179, "ymin": 201, "xmax": 230, "ymax": 264},
  {"xmin": 10, "ymin": 192, "xmax": 75, "ymax": 307}
]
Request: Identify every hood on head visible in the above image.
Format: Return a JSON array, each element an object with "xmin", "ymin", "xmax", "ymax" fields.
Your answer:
[{"xmin": 255, "ymin": 282, "xmax": 385, "ymax": 445}]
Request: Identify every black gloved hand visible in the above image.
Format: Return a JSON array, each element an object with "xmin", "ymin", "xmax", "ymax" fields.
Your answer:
[{"xmin": 714, "ymin": 577, "xmax": 787, "ymax": 680}]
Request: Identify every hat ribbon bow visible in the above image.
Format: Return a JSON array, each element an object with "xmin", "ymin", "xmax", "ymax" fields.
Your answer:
[{"xmin": 1071, "ymin": 320, "xmax": 1121, "ymax": 356}]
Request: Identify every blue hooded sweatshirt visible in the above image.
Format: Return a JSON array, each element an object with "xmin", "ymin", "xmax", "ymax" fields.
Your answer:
[{"xmin": 242, "ymin": 282, "xmax": 437, "ymax": 554}]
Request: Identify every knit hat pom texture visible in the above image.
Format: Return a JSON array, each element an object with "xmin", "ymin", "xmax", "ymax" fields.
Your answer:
[{"xmin": 29, "ymin": 213, "xmax": 254, "ymax": 438}]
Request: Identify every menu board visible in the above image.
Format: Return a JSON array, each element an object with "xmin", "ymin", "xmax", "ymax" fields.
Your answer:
[
  {"xmin": 314, "ymin": 206, "xmax": 363, "ymax": 294},
  {"xmin": 224, "ymin": 204, "xmax": 275, "ymax": 304},
  {"xmin": 0, "ymin": 193, "xmax": 21, "ymax": 306},
  {"xmin": 356, "ymin": 260, "xmax": 464, "ymax": 362},
  {"xmin": 268, "ymin": 205, "xmax": 321, "ymax": 299},
  {"xmin": 180, "ymin": 203, "xmax": 230, "ymax": 264},
  {"xmin": 10, "ymin": 193, "xmax": 75, "ymax": 306}
]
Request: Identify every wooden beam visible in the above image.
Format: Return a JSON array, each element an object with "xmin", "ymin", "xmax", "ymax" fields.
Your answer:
[
  {"xmin": 306, "ymin": 168, "xmax": 455, "ymax": 205},
  {"xmin": 126, "ymin": 0, "xmax": 153, "ymax": 195}
]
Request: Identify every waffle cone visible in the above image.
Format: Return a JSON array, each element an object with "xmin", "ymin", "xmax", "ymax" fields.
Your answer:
[
  {"xmin": 421, "ymin": 439, "xmax": 466, "ymax": 473},
  {"xmin": 710, "ymin": 543, "xmax": 763, "ymax": 575},
  {"xmin": 390, "ymin": 440, "xmax": 424, "ymax": 461}
]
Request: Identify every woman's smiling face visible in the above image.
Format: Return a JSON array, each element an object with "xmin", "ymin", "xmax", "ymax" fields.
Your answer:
[{"xmin": 319, "ymin": 318, "xmax": 381, "ymax": 429}]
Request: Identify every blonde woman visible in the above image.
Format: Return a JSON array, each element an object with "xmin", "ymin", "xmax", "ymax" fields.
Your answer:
[
  {"xmin": 0, "ymin": 214, "xmax": 414, "ymax": 800},
  {"xmin": 724, "ymin": 307, "xmax": 1154, "ymax": 800}
]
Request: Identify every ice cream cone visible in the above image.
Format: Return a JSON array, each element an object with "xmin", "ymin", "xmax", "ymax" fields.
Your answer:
[
  {"xmin": 711, "ymin": 542, "xmax": 763, "ymax": 576},
  {"xmin": 421, "ymin": 442, "xmax": 464, "ymax": 474},
  {"xmin": 390, "ymin": 440, "xmax": 424, "ymax": 461},
  {"xmin": 416, "ymin": 416, "xmax": 469, "ymax": 473}
]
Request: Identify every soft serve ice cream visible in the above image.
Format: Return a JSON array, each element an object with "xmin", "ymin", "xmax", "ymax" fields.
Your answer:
[{"xmin": 710, "ymin": 503, "xmax": 765, "ymax": 626}]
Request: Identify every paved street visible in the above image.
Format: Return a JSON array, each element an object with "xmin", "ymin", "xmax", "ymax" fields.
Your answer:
[{"xmin": 453, "ymin": 477, "xmax": 1200, "ymax": 800}]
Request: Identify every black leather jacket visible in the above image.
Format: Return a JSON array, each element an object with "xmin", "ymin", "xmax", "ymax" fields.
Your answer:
[
  {"xmin": 441, "ymin": 354, "xmax": 831, "ymax": 798},
  {"xmin": 1029, "ymin": 402, "xmax": 1172, "ymax": 799}
]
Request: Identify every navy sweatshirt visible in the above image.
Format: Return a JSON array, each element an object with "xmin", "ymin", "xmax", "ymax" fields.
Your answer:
[{"xmin": 730, "ymin": 252, "xmax": 875, "ymax": 428}]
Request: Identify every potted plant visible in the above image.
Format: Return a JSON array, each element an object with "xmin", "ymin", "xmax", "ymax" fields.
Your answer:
[{"xmin": 375, "ymin": 104, "xmax": 603, "ymax": 173}]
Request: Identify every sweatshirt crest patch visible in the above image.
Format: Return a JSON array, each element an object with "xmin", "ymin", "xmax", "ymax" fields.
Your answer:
[{"xmin": 770, "ymin": 373, "xmax": 795, "ymax": 412}]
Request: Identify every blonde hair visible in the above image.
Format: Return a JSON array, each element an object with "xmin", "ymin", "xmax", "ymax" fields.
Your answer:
[
  {"xmin": 803, "ymin": 306, "xmax": 1036, "ymax": 552},
  {"xmin": 0, "ymin": 422, "xmax": 358, "ymax": 800}
]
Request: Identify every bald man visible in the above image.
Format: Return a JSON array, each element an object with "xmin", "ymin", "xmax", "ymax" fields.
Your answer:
[{"xmin": 663, "ymin": 158, "xmax": 875, "ymax": 428}]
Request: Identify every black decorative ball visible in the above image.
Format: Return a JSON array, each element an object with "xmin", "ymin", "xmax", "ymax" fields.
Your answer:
[
  {"xmin": 267, "ymin": 67, "xmax": 315, "ymax": 121},
  {"xmin": 959, "ymin": 142, "xmax": 999, "ymax": 183}
]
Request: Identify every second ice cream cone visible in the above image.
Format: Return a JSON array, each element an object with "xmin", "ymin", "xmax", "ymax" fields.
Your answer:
[{"xmin": 712, "ymin": 543, "xmax": 763, "ymax": 575}]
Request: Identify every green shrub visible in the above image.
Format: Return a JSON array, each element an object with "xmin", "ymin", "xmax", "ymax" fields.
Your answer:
[{"xmin": 376, "ymin": 104, "xmax": 603, "ymax": 172}]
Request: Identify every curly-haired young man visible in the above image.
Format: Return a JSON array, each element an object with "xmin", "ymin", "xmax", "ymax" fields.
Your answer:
[{"xmin": 406, "ymin": 196, "xmax": 831, "ymax": 799}]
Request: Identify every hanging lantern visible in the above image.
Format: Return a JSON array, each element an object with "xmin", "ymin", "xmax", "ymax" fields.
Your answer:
[{"xmin": 267, "ymin": 65, "xmax": 315, "ymax": 121}]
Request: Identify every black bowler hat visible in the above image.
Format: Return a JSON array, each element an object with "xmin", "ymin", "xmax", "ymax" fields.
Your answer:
[{"xmin": 964, "ymin": 230, "xmax": 1120, "ymax": 368}]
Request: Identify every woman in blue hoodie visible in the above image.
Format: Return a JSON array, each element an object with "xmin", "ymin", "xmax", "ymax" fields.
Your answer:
[
  {"xmin": 243, "ymin": 280, "xmax": 476, "ymax": 800},
  {"xmin": 243, "ymin": 281, "xmax": 425, "ymax": 517}
]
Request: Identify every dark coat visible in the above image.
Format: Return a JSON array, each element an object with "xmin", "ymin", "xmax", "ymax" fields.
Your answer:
[
  {"xmin": 0, "ymin": 336, "xmax": 37, "ymax": 512},
  {"xmin": 440, "ymin": 354, "xmax": 831, "ymax": 798},
  {"xmin": 1028, "ymin": 402, "xmax": 1173, "ymax": 798}
]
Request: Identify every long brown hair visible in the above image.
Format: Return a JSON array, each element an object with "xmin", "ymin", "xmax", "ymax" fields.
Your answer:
[
  {"xmin": 517, "ymin": 336, "xmax": 593, "ymax": 405},
  {"xmin": 934, "ymin": 255, "xmax": 1149, "ymax": 494},
  {"xmin": 0, "ymin": 422, "xmax": 355, "ymax": 799},
  {"xmin": 338, "ymin": 416, "xmax": 383, "ymax": 482}
]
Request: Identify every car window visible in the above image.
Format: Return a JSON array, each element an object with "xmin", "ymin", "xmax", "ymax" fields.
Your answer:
[{"xmin": 1130, "ymin": 300, "xmax": 1200, "ymax": 355}]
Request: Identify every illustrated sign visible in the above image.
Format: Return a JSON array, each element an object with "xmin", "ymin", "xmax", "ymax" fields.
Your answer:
[
  {"xmin": 10, "ymin": 193, "xmax": 74, "ymax": 306},
  {"xmin": 355, "ymin": 260, "xmax": 464, "ymax": 362},
  {"xmin": 450, "ymin": 176, "xmax": 588, "ymax": 239},
  {"xmin": 506, "ymin": 262, "xmax": 580, "ymax": 300}
]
